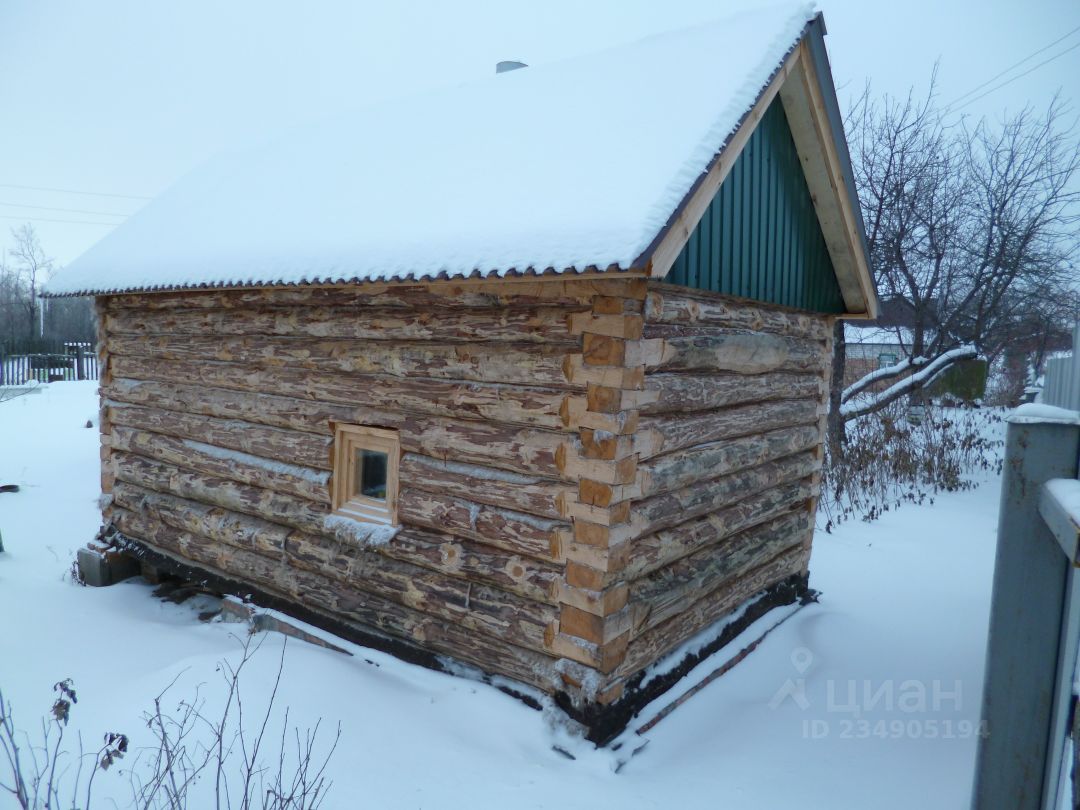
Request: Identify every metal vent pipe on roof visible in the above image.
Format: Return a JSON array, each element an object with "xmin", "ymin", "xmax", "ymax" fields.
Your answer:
[{"xmin": 496, "ymin": 60, "xmax": 527, "ymax": 74}]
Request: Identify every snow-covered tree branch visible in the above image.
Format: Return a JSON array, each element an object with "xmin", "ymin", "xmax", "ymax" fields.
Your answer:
[
  {"xmin": 840, "ymin": 345, "xmax": 978, "ymax": 420},
  {"xmin": 841, "ymin": 354, "xmax": 916, "ymax": 403}
]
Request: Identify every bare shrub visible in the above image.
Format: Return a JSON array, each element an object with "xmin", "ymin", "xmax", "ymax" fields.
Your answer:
[
  {"xmin": 0, "ymin": 679, "xmax": 128, "ymax": 809},
  {"xmin": 818, "ymin": 403, "xmax": 1004, "ymax": 531},
  {"xmin": 128, "ymin": 633, "xmax": 341, "ymax": 810},
  {"xmin": 0, "ymin": 634, "xmax": 339, "ymax": 809}
]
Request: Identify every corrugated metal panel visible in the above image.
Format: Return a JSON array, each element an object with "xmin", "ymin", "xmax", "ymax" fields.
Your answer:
[
  {"xmin": 1041, "ymin": 324, "xmax": 1080, "ymax": 410},
  {"xmin": 667, "ymin": 97, "xmax": 846, "ymax": 314}
]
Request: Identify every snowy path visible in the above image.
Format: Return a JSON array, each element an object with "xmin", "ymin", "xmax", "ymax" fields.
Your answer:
[{"xmin": 0, "ymin": 383, "xmax": 998, "ymax": 808}]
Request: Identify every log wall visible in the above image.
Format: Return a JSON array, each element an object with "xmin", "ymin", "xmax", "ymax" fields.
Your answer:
[
  {"xmin": 97, "ymin": 280, "xmax": 622, "ymax": 699},
  {"xmin": 606, "ymin": 282, "xmax": 832, "ymax": 694},
  {"xmin": 94, "ymin": 276, "xmax": 833, "ymax": 710}
]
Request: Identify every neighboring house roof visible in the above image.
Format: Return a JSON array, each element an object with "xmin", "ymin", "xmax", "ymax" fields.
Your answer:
[
  {"xmin": 871, "ymin": 296, "xmax": 922, "ymax": 330},
  {"xmin": 844, "ymin": 324, "xmax": 914, "ymax": 348},
  {"xmin": 45, "ymin": 3, "xmax": 876, "ymax": 316}
]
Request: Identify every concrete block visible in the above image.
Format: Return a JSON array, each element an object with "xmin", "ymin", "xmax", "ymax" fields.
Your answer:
[
  {"xmin": 77, "ymin": 546, "xmax": 139, "ymax": 587},
  {"xmin": 77, "ymin": 547, "xmax": 109, "ymax": 587}
]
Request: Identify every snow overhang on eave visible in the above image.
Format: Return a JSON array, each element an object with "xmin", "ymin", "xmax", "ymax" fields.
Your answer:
[{"xmin": 39, "ymin": 262, "xmax": 647, "ymax": 299}]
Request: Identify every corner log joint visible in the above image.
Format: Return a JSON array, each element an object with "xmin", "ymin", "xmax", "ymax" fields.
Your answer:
[{"xmin": 554, "ymin": 285, "xmax": 649, "ymax": 696}]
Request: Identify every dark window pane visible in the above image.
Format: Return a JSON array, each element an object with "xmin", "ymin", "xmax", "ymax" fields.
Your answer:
[
  {"xmin": 878, "ymin": 353, "xmax": 898, "ymax": 369},
  {"xmin": 355, "ymin": 448, "xmax": 388, "ymax": 501}
]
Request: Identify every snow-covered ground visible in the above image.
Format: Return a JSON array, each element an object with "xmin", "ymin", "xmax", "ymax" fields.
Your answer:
[{"xmin": 0, "ymin": 382, "xmax": 1001, "ymax": 808}]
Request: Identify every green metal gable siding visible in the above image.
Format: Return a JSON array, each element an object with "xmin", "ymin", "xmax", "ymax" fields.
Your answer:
[{"xmin": 667, "ymin": 98, "xmax": 846, "ymax": 314}]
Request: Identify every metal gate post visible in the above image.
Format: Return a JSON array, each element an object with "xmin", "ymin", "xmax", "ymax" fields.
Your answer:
[{"xmin": 971, "ymin": 412, "xmax": 1080, "ymax": 810}]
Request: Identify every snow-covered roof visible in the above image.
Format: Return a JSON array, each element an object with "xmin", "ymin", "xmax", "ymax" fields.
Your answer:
[{"xmin": 46, "ymin": 3, "xmax": 819, "ymax": 297}]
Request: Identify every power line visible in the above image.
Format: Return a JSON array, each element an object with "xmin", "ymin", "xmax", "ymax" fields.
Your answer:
[
  {"xmin": 0, "ymin": 183, "xmax": 151, "ymax": 200},
  {"xmin": 948, "ymin": 40, "xmax": 1080, "ymax": 114},
  {"xmin": 0, "ymin": 214, "xmax": 120, "ymax": 226},
  {"xmin": 945, "ymin": 23, "xmax": 1080, "ymax": 110},
  {"xmin": 0, "ymin": 201, "xmax": 128, "ymax": 218},
  {"xmin": 944, "ymin": 24, "xmax": 1080, "ymax": 112}
]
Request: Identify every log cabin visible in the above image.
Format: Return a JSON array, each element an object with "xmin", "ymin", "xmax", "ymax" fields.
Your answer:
[{"xmin": 45, "ymin": 4, "xmax": 878, "ymax": 742}]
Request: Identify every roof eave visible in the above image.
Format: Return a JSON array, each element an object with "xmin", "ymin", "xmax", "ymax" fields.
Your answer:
[
  {"xmin": 41, "ymin": 262, "xmax": 649, "ymax": 299},
  {"xmin": 797, "ymin": 13, "xmax": 878, "ymax": 320}
]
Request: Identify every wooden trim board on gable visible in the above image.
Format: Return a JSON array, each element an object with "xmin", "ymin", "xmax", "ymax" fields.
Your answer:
[{"xmin": 635, "ymin": 24, "xmax": 877, "ymax": 320}]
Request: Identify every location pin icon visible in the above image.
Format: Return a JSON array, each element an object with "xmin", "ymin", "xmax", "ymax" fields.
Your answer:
[{"xmin": 791, "ymin": 647, "xmax": 813, "ymax": 674}]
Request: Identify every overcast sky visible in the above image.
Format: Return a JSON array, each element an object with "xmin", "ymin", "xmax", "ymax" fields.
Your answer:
[{"xmin": 1, "ymin": 0, "xmax": 1077, "ymax": 266}]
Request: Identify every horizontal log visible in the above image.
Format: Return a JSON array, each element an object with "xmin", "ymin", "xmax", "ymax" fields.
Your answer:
[
  {"xmin": 112, "ymin": 480, "xmax": 561, "ymax": 605},
  {"xmin": 288, "ymin": 528, "xmax": 562, "ymax": 608},
  {"xmin": 105, "ymin": 305, "xmax": 576, "ymax": 344},
  {"xmin": 636, "ymin": 399, "xmax": 820, "ymax": 459},
  {"xmin": 399, "ymin": 454, "xmax": 572, "ymax": 520},
  {"xmin": 634, "ymin": 451, "xmax": 819, "ymax": 536},
  {"xmin": 377, "ymin": 530, "xmax": 561, "ymax": 605},
  {"xmin": 282, "ymin": 531, "xmax": 557, "ymax": 652},
  {"xmin": 113, "ymin": 451, "xmax": 332, "ymax": 532},
  {"xmin": 112, "ymin": 450, "xmax": 563, "ymax": 564},
  {"xmin": 641, "ymin": 372, "xmax": 822, "ymax": 415},
  {"xmin": 111, "ymin": 427, "xmax": 331, "ymax": 504},
  {"xmin": 626, "ymin": 480, "xmax": 813, "ymax": 581},
  {"xmin": 639, "ymin": 425, "xmax": 821, "ymax": 496},
  {"xmin": 616, "ymin": 544, "xmax": 807, "ymax": 679},
  {"xmin": 104, "ymin": 277, "xmax": 643, "ymax": 312},
  {"xmin": 108, "ymin": 334, "xmax": 576, "ymax": 389},
  {"xmin": 630, "ymin": 511, "xmax": 808, "ymax": 634},
  {"xmin": 108, "ymin": 403, "xmax": 333, "ymax": 470},
  {"xmin": 645, "ymin": 331, "xmax": 826, "ymax": 374},
  {"xmin": 398, "ymin": 486, "xmax": 566, "ymax": 563},
  {"xmin": 107, "ymin": 355, "xmax": 569, "ymax": 430},
  {"xmin": 644, "ymin": 283, "xmax": 831, "ymax": 341},
  {"xmin": 108, "ymin": 405, "xmax": 570, "ymax": 519},
  {"xmin": 112, "ymin": 480, "xmax": 289, "ymax": 558},
  {"xmin": 104, "ymin": 379, "xmax": 566, "ymax": 478},
  {"xmin": 111, "ymin": 509, "xmax": 564, "ymax": 693},
  {"xmin": 112, "ymin": 504, "xmax": 555, "ymax": 652}
]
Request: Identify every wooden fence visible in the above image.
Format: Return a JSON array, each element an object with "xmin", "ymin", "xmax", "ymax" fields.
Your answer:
[
  {"xmin": 0, "ymin": 341, "xmax": 98, "ymax": 385},
  {"xmin": 1042, "ymin": 324, "xmax": 1080, "ymax": 410}
]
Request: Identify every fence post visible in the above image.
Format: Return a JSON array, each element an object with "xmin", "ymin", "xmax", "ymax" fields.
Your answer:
[
  {"xmin": 972, "ymin": 409, "xmax": 1080, "ymax": 809},
  {"xmin": 76, "ymin": 343, "xmax": 85, "ymax": 381}
]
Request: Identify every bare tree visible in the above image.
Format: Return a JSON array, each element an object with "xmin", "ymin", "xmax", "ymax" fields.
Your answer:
[
  {"xmin": 946, "ymin": 102, "xmax": 1080, "ymax": 361},
  {"xmin": 0, "ymin": 250, "xmax": 27, "ymax": 346},
  {"xmin": 8, "ymin": 224, "xmax": 54, "ymax": 343},
  {"xmin": 0, "ymin": 225, "xmax": 95, "ymax": 366},
  {"xmin": 986, "ymin": 278, "xmax": 1080, "ymax": 405},
  {"xmin": 831, "ymin": 78, "xmax": 1080, "ymax": 443}
]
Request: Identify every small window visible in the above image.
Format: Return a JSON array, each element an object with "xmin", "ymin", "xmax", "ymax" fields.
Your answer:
[
  {"xmin": 332, "ymin": 425, "xmax": 399, "ymax": 525},
  {"xmin": 878, "ymin": 352, "xmax": 898, "ymax": 369}
]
